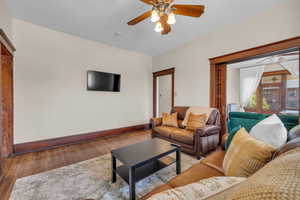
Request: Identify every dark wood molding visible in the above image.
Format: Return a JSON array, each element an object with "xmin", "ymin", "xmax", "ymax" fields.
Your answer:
[
  {"xmin": 263, "ymin": 70, "xmax": 291, "ymax": 76},
  {"xmin": 0, "ymin": 29, "xmax": 15, "ymax": 55},
  {"xmin": 13, "ymin": 123, "xmax": 150, "ymax": 155},
  {"xmin": 153, "ymin": 68, "xmax": 175, "ymax": 117},
  {"xmin": 0, "ymin": 30, "xmax": 15, "ymax": 178},
  {"xmin": 210, "ymin": 36, "xmax": 300, "ymax": 136},
  {"xmin": 209, "ymin": 36, "xmax": 300, "ymax": 64},
  {"xmin": 153, "ymin": 68, "xmax": 175, "ymax": 76}
]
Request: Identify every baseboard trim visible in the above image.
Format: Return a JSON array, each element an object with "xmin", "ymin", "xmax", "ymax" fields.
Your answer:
[{"xmin": 13, "ymin": 123, "xmax": 150, "ymax": 155}]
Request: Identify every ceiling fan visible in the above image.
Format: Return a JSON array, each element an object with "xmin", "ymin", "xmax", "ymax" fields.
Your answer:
[{"xmin": 127, "ymin": 0, "xmax": 205, "ymax": 35}]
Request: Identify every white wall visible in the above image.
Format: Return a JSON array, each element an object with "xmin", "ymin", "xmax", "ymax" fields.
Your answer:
[
  {"xmin": 227, "ymin": 68, "xmax": 240, "ymax": 106},
  {"xmin": 153, "ymin": 0, "xmax": 300, "ymax": 107},
  {"xmin": 13, "ymin": 19, "xmax": 152, "ymax": 144},
  {"xmin": 0, "ymin": 0, "xmax": 12, "ymax": 39}
]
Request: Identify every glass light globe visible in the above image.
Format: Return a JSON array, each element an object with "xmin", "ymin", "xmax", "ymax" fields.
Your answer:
[
  {"xmin": 151, "ymin": 10, "xmax": 160, "ymax": 23},
  {"xmin": 167, "ymin": 12, "xmax": 176, "ymax": 25},
  {"xmin": 154, "ymin": 22, "xmax": 163, "ymax": 33}
]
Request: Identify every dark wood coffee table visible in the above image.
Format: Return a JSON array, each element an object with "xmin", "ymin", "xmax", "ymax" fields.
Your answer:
[{"xmin": 111, "ymin": 138, "xmax": 181, "ymax": 200}]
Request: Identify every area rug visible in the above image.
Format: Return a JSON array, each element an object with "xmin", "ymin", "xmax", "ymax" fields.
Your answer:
[{"xmin": 10, "ymin": 152, "xmax": 198, "ymax": 200}]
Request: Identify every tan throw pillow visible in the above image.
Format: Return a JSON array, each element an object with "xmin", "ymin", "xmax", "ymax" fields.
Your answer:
[
  {"xmin": 223, "ymin": 128, "xmax": 275, "ymax": 177},
  {"xmin": 162, "ymin": 112, "xmax": 178, "ymax": 128},
  {"xmin": 186, "ymin": 113, "xmax": 207, "ymax": 131}
]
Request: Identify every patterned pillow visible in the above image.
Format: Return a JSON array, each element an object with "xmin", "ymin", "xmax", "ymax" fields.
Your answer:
[
  {"xmin": 223, "ymin": 128, "xmax": 275, "ymax": 177},
  {"xmin": 186, "ymin": 113, "xmax": 207, "ymax": 131},
  {"xmin": 162, "ymin": 112, "xmax": 178, "ymax": 128},
  {"xmin": 147, "ymin": 177, "xmax": 246, "ymax": 200}
]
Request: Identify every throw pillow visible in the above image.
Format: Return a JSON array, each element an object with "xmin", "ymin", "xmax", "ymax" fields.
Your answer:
[
  {"xmin": 182, "ymin": 107, "xmax": 214, "ymax": 126},
  {"xmin": 186, "ymin": 113, "xmax": 207, "ymax": 131},
  {"xmin": 250, "ymin": 114, "xmax": 287, "ymax": 148},
  {"xmin": 162, "ymin": 112, "xmax": 178, "ymax": 128},
  {"xmin": 147, "ymin": 176, "xmax": 246, "ymax": 200},
  {"xmin": 223, "ymin": 128, "xmax": 275, "ymax": 177},
  {"xmin": 225, "ymin": 125, "xmax": 242, "ymax": 151}
]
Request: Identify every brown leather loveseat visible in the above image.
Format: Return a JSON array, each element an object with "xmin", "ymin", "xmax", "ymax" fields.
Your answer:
[{"xmin": 151, "ymin": 106, "xmax": 221, "ymax": 159}]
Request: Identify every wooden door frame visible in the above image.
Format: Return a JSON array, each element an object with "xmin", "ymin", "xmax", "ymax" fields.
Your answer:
[
  {"xmin": 153, "ymin": 68, "xmax": 175, "ymax": 117},
  {"xmin": 0, "ymin": 29, "xmax": 15, "ymax": 178},
  {"xmin": 209, "ymin": 36, "xmax": 300, "ymax": 136},
  {"xmin": 0, "ymin": 30, "xmax": 15, "ymax": 156}
]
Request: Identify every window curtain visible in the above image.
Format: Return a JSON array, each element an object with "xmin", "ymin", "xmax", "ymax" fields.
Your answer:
[
  {"xmin": 240, "ymin": 65, "xmax": 265, "ymax": 110},
  {"xmin": 281, "ymin": 60, "xmax": 299, "ymax": 76}
]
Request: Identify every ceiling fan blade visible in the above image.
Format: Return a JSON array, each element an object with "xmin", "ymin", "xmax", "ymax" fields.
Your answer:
[
  {"xmin": 171, "ymin": 4, "xmax": 205, "ymax": 17},
  {"xmin": 160, "ymin": 14, "xmax": 171, "ymax": 35},
  {"xmin": 127, "ymin": 10, "xmax": 152, "ymax": 26},
  {"xmin": 139, "ymin": 0, "xmax": 154, "ymax": 5}
]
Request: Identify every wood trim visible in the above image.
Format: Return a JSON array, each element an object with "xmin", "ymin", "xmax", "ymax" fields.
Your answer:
[
  {"xmin": 0, "ymin": 29, "xmax": 15, "ymax": 55},
  {"xmin": 153, "ymin": 68, "xmax": 175, "ymax": 117},
  {"xmin": 299, "ymin": 48, "xmax": 300, "ymax": 123},
  {"xmin": 153, "ymin": 68, "xmax": 175, "ymax": 77},
  {"xmin": 13, "ymin": 123, "xmax": 151, "ymax": 155},
  {"xmin": 209, "ymin": 36, "xmax": 300, "ymax": 64},
  {"xmin": 263, "ymin": 70, "xmax": 291, "ymax": 76}
]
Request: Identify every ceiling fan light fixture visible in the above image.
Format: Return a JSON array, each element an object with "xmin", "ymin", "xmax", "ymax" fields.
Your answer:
[
  {"xmin": 151, "ymin": 10, "xmax": 160, "ymax": 22},
  {"xmin": 154, "ymin": 22, "xmax": 163, "ymax": 32},
  {"xmin": 167, "ymin": 12, "xmax": 176, "ymax": 25}
]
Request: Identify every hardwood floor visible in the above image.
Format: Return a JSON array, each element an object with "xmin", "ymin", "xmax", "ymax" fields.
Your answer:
[{"xmin": 0, "ymin": 130, "xmax": 151, "ymax": 200}]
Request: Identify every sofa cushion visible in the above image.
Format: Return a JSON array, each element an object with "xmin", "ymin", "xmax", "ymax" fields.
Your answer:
[
  {"xmin": 170, "ymin": 129, "xmax": 195, "ymax": 145},
  {"xmin": 153, "ymin": 126, "xmax": 179, "ymax": 138},
  {"xmin": 250, "ymin": 114, "xmax": 287, "ymax": 148},
  {"xmin": 186, "ymin": 113, "xmax": 207, "ymax": 131},
  {"xmin": 223, "ymin": 128, "xmax": 275, "ymax": 177},
  {"xmin": 162, "ymin": 112, "xmax": 178, "ymax": 128},
  {"xmin": 201, "ymin": 150, "xmax": 226, "ymax": 173}
]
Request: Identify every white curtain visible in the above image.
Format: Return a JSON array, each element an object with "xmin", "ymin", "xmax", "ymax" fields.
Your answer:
[
  {"xmin": 281, "ymin": 60, "xmax": 299, "ymax": 76},
  {"xmin": 240, "ymin": 65, "xmax": 265, "ymax": 109}
]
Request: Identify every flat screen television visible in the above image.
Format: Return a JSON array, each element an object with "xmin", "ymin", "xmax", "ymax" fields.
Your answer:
[{"xmin": 87, "ymin": 71, "xmax": 121, "ymax": 92}]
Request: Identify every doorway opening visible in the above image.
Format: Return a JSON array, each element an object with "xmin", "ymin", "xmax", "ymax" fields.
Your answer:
[
  {"xmin": 210, "ymin": 36, "xmax": 300, "ymax": 138},
  {"xmin": 153, "ymin": 68, "xmax": 175, "ymax": 117}
]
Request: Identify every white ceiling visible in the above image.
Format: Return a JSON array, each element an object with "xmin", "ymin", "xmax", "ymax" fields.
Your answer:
[{"xmin": 7, "ymin": 0, "xmax": 286, "ymax": 56}]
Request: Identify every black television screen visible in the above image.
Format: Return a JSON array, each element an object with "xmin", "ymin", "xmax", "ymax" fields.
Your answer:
[{"xmin": 87, "ymin": 71, "xmax": 120, "ymax": 92}]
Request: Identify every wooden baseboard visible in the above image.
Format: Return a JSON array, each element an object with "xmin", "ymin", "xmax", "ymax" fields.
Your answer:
[{"xmin": 13, "ymin": 123, "xmax": 150, "ymax": 155}]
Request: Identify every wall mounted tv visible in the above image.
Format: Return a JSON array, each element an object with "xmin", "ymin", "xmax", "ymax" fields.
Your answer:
[{"xmin": 87, "ymin": 71, "xmax": 121, "ymax": 92}]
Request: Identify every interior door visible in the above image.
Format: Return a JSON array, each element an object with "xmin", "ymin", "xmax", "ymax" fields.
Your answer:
[{"xmin": 158, "ymin": 75, "xmax": 172, "ymax": 116}]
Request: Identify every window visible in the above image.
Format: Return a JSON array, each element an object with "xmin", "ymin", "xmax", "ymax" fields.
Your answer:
[{"xmin": 245, "ymin": 70, "xmax": 299, "ymax": 115}]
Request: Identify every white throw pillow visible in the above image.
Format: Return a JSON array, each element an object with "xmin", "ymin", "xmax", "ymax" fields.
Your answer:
[{"xmin": 249, "ymin": 114, "xmax": 287, "ymax": 148}]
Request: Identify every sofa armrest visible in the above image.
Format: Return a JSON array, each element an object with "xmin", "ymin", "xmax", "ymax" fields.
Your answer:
[
  {"xmin": 195, "ymin": 125, "xmax": 221, "ymax": 137},
  {"xmin": 221, "ymin": 133, "xmax": 229, "ymax": 150},
  {"xmin": 150, "ymin": 117, "xmax": 162, "ymax": 128}
]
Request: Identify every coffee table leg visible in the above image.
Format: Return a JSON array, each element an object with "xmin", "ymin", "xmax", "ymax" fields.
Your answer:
[
  {"xmin": 129, "ymin": 167, "xmax": 136, "ymax": 200},
  {"xmin": 176, "ymin": 149, "xmax": 181, "ymax": 175},
  {"xmin": 111, "ymin": 153, "xmax": 116, "ymax": 183}
]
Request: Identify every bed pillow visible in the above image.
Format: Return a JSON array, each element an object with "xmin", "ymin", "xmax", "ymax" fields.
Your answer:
[
  {"xmin": 223, "ymin": 128, "xmax": 275, "ymax": 177},
  {"xmin": 250, "ymin": 114, "xmax": 287, "ymax": 148}
]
